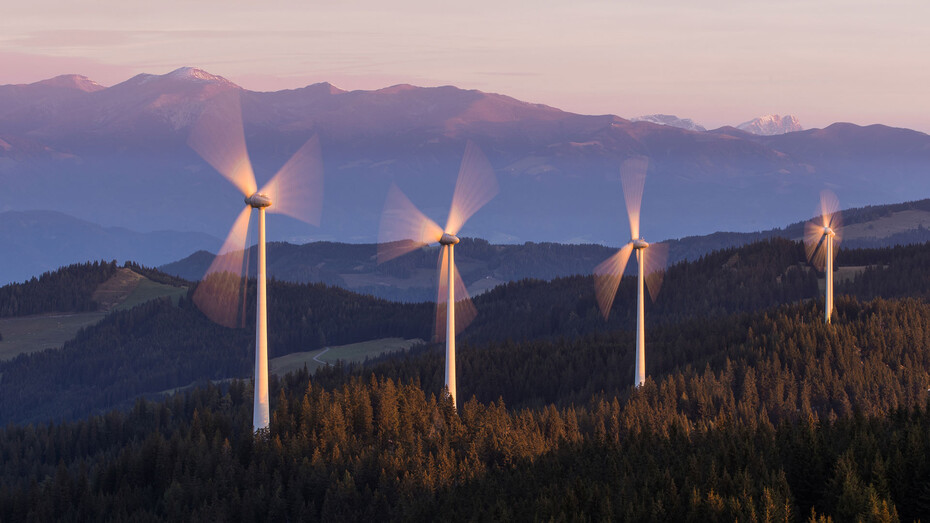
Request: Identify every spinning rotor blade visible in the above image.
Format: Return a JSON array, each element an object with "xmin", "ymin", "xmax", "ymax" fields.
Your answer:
[
  {"xmin": 804, "ymin": 190, "xmax": 842, "ymax": 271},
  {"xmin": 193, "ymin": 206, "xmax": 252, "ymax": 328},
  {"xmin": 260, "ymin": 135, "xmax": 324, "ymax": 226},
  {"xmin": 377, "ymin": 184, "xmax": 443, "ymax": 263},
  {"xmin": 804, "ymin": 222, "xmax": 828, "ymax": 270},
  {"xmin": 593, "ymin": 243, "xmax": 634, "ymax": 319},
  {"xmin": 434, "ymin": 247, "xmax": 477, "ymax": 341},
  {"xmin": 821, "ymin": 190, "xmax": 844, "ymax": 246},
  {"xmin": 445, "ymin": 141, "xmax": 499, "ymax": 236},
  {"xmin": 620, "ymin": 156, "xmax": 648, "ymax": 240},
  {"xmin": 820, "ymin": 190, "xmax": 839, "ymax": 228},
  {"xmin": 188, "ymin": 91, "xmax": 258, "ymax": 197},
  {"xmin": 643, "ymin": 242, "xmax": 669, "ymax": 303}
]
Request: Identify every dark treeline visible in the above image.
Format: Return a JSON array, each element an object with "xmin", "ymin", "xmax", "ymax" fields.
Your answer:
[
  {"xmin": 463, "ymin": 237, "xmax": 818, "ymax": 343},
  {"xmin": 0, "ymin": 361, "xmax": 922, "ymax": 521},
  {"xmin": 836, "ymin": 241, "xmax": 930, "ymax": 301},
  {"xmin": 0, "ymin": 261, "xmax": 118, "ymax": 317},
  {"xmin": 325, "ymin": 296, "xmax": 930, "ymax": 424}
]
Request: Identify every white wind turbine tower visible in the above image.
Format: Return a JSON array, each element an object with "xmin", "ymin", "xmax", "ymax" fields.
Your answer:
[
  {"xmin": 594, "ymin": 156, "xmax": 668, "ymax": 388},
  {"xmin": 804, "ymin": 190, "xmax": 843, "ymax": 324},
  {"xmin": 188, "ymin": 92, "xmax": 323, "ymax": 432},
  {"xmin": 377, "ymin": 141, "xmax": 498, "ymax": 408}
]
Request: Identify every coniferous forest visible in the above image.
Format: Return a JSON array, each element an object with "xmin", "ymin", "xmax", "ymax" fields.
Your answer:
[{"xmin": 3, "ymin": 239, "xmax": 930, "ymax": 520}]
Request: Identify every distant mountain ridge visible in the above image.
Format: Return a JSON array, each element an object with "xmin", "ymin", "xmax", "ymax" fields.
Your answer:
[
  {"xmin": 160, "ymin": 197, "xmax": 930, "ymax": 302},
  {"xmin": 737, "ymin": 114, "xmax": 803, "ymax": 135},
  {"xmin": 0, "ymin": 210, "xmax": 220, "ymax": 285},
  {"xmin": 1, "ymin": 67, "xmax": 928, "ymax": 253},
  {"xmin": 631, "ymin": 114, "xmax": 706, "ymax": 132}
]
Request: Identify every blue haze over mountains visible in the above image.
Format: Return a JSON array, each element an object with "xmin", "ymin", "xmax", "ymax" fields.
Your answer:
[{"xmin": 1, "ymin": 67, "xmax": 930, "ymax": 284}]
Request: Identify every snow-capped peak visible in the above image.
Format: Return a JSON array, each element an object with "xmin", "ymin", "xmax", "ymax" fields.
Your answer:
[
  {"xmin": 164, "ymin": 67, "xmax": 234, "ymax": 85},
  {"xmin": 737, "ymin": 114, "xmax": 803, "ymax": 135},
  {"xmin": 632, "ymin": 114, "xmax": 706, "ymax": 132},
  {"xmin": 35, "ymin": 74, "xmax": 106, "ymax": 92}
]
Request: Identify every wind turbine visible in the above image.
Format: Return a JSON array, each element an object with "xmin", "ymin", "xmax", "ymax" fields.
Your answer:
[
  {"xmin": 804, "ymin": 190, "xmax": 843, "ymax": 324},
  {"xmin": 593, "ymin": 156, "xmax": 668, "ymax": 388},
  {"xmin": 188, "ymin": 91, "xmax": 323, "ymax": 432},
  {"xmin": 377, "ymin": 141, "xmax": 498, "ymax": 408}
]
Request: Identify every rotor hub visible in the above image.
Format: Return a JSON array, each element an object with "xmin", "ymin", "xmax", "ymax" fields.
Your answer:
[
  {"xmin": 246, "ymin": 192, "xmax": 272, "ymax": 209},
  {"xmin": 632, "ymin": 238, "xmax": 649, "ymax": 250},
  {"xmin": 824, "ymin": 226, "xmax": 835, "ymax": 238},
  {"xmin": 439, "ymin": 232, "xmax": 460, "ymax": 245}
]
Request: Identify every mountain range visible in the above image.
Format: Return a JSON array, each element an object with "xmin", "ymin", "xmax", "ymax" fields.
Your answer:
[
  {"xmin": 2, "ymin": 67, "xmax": 930, "ymax": 267},
  {"xmin": 631, "ymin": 114, "xmax": 707, "ymax": 132}
]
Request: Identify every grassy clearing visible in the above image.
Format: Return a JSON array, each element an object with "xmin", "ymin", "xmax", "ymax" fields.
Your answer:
[
  {"xmin": 843, "ymin": 210, "xmax": 930, "ymax": 241},
  {"xmin": 0, "ymin": 269, "xmax": 188, "ymax": 361},
  {"xmin": 816, "ymin": 265, "xmax": 872, "ymax": 292},
  {"xmin": 270, "ymin": 337, "xmax": 425, "ymax": 376},
  {"xmin": 114, "ymin": 278, "xmax": 187, "ymax": 311},
  {"xmin": 91, "ymin": 268, "xmax": 145, "ymax": 310},
  {"xmin": 270, "ymin": 348, "xmax": 331, "ymax": 376},
  {"xmin": 0, "ymin": 312, "xmax": 106, "ymax": 361}
]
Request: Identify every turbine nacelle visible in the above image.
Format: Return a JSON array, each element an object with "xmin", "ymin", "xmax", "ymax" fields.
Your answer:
[
  {"xmin": 439, "ymin": 232, "xmax": 460, "ymax": 246},
  {"xmin": 824, "ymin": 226, "xmax": 836, "ymax": 238},
  {"xmin": 245, "ymin": 192, "xmax": 272, "ymax": 209},
  {"xmin": 632, "ymin": 238, "xmax": 649, "ymax": 250}
]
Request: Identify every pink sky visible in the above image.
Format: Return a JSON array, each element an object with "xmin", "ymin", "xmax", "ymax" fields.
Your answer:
[{"xmin": 2, "ymin": 0, "xmax": 928, "ymax": 132}]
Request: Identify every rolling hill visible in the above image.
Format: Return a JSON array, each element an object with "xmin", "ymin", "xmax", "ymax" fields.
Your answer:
[
  {"xmin": 159, "ymin": 198, "xmax": 930, "ymax": 302},
  {"xmin": 0, "ymin": 210, "xmax": 220, "ymax": 285}
]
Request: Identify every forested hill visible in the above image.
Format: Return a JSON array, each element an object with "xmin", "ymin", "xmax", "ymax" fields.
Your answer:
[
  {"xmin": 3, "ymin": 295, "xmax": 930, "ymax": 519},
  {"xmin": 5, "ymin": 237, "xmax": 930, "ymax": 425},
  {"xmin": 0, "ymin": 283, "xmax": 433, "ymax": 425},
  {"xmin": 160, "ymin": 239, "xmax": 617, "ymax": 303},
  {"xmin": 0, "ymin": 260, "xmax": 187, "ymax": 317},
  {"xmin": 6, "ymin": 239, "xmax": 930, "ymax": 518},
  {"xmin": 158, "ymin": 197, "xmax": 930, "ymax": 302},
  {"xmin": 0, "ymin": 261, "xmax": 119, "ymax": 317}
]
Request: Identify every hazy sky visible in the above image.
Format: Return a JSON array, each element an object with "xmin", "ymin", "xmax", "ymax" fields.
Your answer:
[{"xmin": 2, "ymin": 0, "xmax": 928, "ymax": 132}]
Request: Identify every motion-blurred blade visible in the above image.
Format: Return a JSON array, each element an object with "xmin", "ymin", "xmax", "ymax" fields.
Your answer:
[
  {"xmin": 377, "ymin": 184, "xmax": 443, "ymax": 263},
  {"xmin": 593, "ymin": 243, "xmax": 634, "ymax": 319},
  {"xmin": 820, "ymin": 190, "xmax": 840, "ymax": 228},
  {"xmin": 804, "ymin": 221, "xmax": 827, "ymax": 270},
  {"xmin": 434, "ymin": 248, "xmax": 478, "ymax": 341},
  {"xmin": 644, "ymin": 242, "xmax": 669, "ymax": 303},
  {"xmin": 822, "ymin": 190, "xmax": 844, "ymax": 248},
  {"xmin": 260, "ymin": 135, "xmax": 324, "ymax": 225},
  {"xmin": 445, "ymin": 141, "xmax": 498, "ymax": 236},
  {"xmin": 620, "ymin": 156, "xmax": 648, "ymax": 240},
  {"xmin": 193, "ymin": 206, "xmax": 252, "ymax": 328},
  {"xmin": 188, "ymin": 91, "xmax": 258, "ymax": 197}
]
